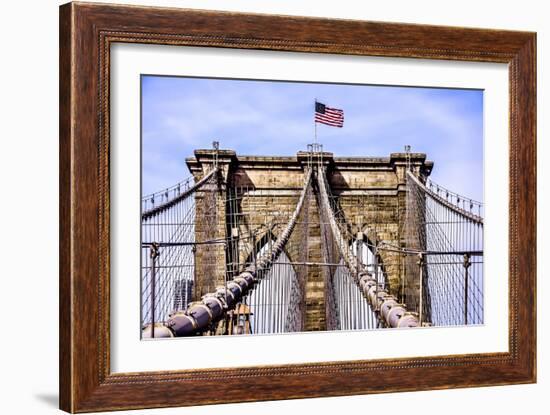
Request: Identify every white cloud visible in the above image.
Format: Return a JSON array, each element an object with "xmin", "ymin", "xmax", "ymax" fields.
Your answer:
[{"xmin": 141, "ymin": 77, "xmax": 483, "ymax": 201}]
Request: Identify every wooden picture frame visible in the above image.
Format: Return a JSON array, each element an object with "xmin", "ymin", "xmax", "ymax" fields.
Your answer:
[{"xmin": 59, "ymin": 2, "xmax": 536, "ymax": 412}]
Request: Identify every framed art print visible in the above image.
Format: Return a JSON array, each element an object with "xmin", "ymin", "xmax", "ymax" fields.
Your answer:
[{"xmin": 59, "ymin": 2, "xmax": 536, "ymax": 412}]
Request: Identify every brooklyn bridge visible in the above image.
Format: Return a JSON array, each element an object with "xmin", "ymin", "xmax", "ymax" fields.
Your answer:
[{"xmin": 141, "ymin": 143, "xmax": 483, "ymax": 338}]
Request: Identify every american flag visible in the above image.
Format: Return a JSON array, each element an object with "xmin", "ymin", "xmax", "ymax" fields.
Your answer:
[{"xmin": 315, "ymin": 102, "xmax": 344, "ymax": 128}]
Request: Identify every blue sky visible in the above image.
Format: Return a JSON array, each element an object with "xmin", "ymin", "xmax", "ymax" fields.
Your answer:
[{"xmin": 141, "ymin": 75, "xmax": 483, "ymax": 202}]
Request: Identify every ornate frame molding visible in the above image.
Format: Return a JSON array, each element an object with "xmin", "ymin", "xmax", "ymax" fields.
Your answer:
[{"xmin": 60, "ymin": 2, "xmax": 536, "ymax": 412}]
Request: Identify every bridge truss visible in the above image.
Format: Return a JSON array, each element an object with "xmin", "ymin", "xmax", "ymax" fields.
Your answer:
[{"xmin": 140, "ymin": 147, "xmax": 484, "ymax": 338}]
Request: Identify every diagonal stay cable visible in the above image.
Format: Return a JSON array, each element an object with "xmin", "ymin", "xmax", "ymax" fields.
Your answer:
[
  {"xmin": 142, "ymin": 168, "xmax": 218, "ymax": 220},
  {"xmin": 406, "ymin": 171, "xmax": 483, "ymax": 225},
  {"xmin": 145, "ymin": 168, "xmax": 313, "ymax": 337},
  {"xmin": 316, "ymin": 164, "xmax": 420, "ymax": 328}
]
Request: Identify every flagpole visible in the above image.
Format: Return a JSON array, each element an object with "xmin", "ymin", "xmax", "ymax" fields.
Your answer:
[
  {"xmin": 314, "ymin": 118, "xmax": 317, "ymax": 145},
  {"xmin": 314, "ymin": 99, "xmax": 318, "ymax": 145}
]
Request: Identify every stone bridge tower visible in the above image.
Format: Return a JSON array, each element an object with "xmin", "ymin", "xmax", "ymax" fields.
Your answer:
[{"xmin": 186, "ymin": 148, "xmax": 433, "ymax": 331}]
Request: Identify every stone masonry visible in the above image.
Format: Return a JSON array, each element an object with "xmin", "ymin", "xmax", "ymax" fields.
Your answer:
[{"xmin": 186, "ymin": 149, "xmax": 433, "ymax": 331}]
